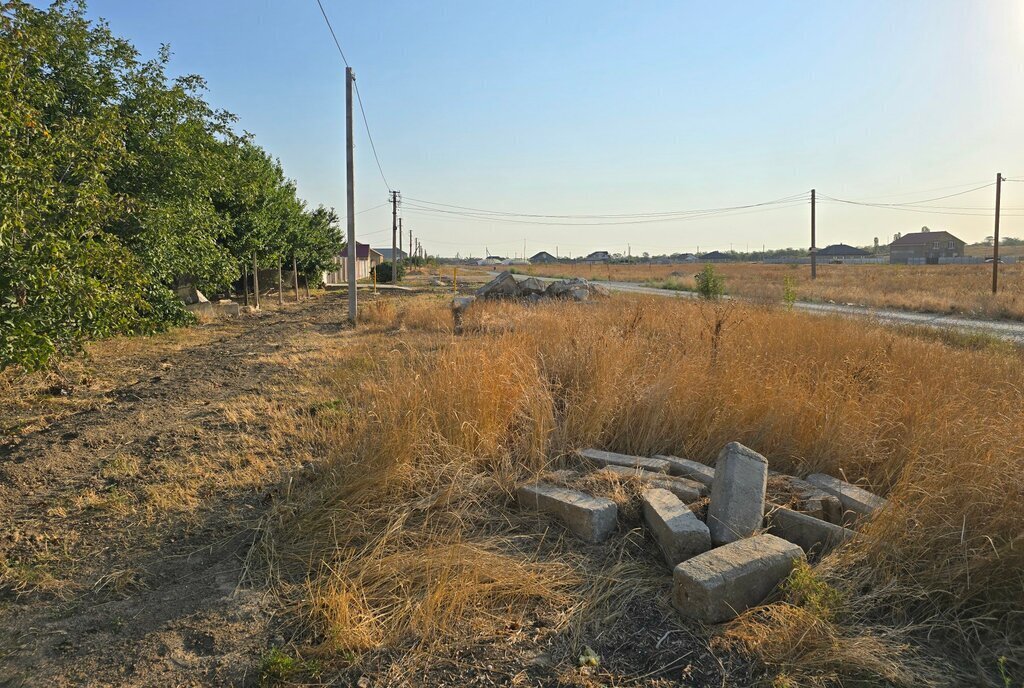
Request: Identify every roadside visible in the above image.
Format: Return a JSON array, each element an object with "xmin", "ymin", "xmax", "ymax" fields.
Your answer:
[{"xmin": 492, "ymin": 271, "xmax": 1024, "ymax": 344}]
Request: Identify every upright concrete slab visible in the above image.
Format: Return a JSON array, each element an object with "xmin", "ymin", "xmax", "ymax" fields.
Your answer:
[
  {"xmin": 654, "ymin": 455, "xmax": 716, "ymax": 487},
  {"xmin": 517, "ymin": 484, "xmax": 617, "ymax": 543},
  {"xmin": 707, "ymin": 442, "xmax": 769, "ymax": 546},
  {"xmin": 599, "ymin": 465, "xmax": 705, "ymax": 502},
  {"xmin": 765, "ymin": 506, "xmax": 855, "ymax": 556},
  {"xmin": 577, "ymin": 448, "xmax": 671, "ymax": 474},
  {"xmin": 767, "ymin": 473, "xmax": 843, "ymax": 525},
  {"xmin": 672, "ymin": 534, "xmax": 804, "ymax": 623},
  {"xmin": 642, "ymin": 488, "xmax": 711, "ymax": 567},
  {"xmin": 806, "ymin": 473, "xmax": 887, "ymax": 520}
]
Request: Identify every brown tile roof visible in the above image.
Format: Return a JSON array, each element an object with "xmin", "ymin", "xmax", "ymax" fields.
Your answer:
[{"xmin": 890, "ymin": 231, "xmax": 962, "ymax": 246}]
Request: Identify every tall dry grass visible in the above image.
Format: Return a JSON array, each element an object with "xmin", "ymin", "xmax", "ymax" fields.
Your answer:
[
  {"xmin": 258, "ymin": 295, "xmax": 1024, "ymax": 685},
  {"xmin": 517, "ymin": 261, "xmax": 1024, "ymax": 320}
]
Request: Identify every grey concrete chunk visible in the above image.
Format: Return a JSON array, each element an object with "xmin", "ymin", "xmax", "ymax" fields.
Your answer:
[
  {"xmin": 806, "ymin": 473, "xmax": 887, "ymax": 520},
  {"xmin": 767, "ymin": 473, "xmax": 843, "ymax": 524},
  {"xmin": 577, "ymin": 448, "xmax": 670, "ymax": 474},
  {"xmin": 642, "ymin": 488, "xmax": 711, "ymax": 567},
  {"xmin": 654, "ymin": 455, "xmax": 716, "ymax": 487},
  {"xmin": 765, "ymin": 506, "xmax": 855, "ymax": 556},
  {"xmin": 672, "ymin": 534, "xmax": 804, "ymax": 623},
  {"xmin": 599, "ymin": 465, "xmax": 705, "ymax": 502},
  {"xmin": 517, "ymin": 484, "xmax": 617, "ymax": 543},
  {"xmin": 707, "ymin": 442, "xmax": 769, "ymax": 546}
]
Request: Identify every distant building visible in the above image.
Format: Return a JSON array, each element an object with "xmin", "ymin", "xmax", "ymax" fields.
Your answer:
[
  {"xmin": 889, "ymin": 230, "xmax": 965, "ymax": 264},
  {"xmin": 815, "ymin": 244, "xmax": 871, "ymax": 262},
  {"xmin": 582, "ymin": 250, "xmax": 611, "ymax": 263},
  {"xmin": 375, "ymin": 247, "xmax": 408, "ymax": 262},
  {"xmin": 699, "ymin": 250, "xmax": 733, "ymax": 262},
  {"xmin": 529, "ymin": 251, "xmax": 557, "ymax": 263},
  {"xmin": 323, "ymin": 242, "xmax": 383, "ymax": 283}
]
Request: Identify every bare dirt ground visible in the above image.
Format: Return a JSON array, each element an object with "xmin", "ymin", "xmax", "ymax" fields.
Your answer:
[{"xmin": 0, "ymin": 293, "xmax": 363, "ymax": 687}]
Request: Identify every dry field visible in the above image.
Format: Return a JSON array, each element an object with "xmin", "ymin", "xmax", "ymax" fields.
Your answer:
[
  {"xmin": 2, "ymin": 287, "xmax": 1023, "ymax": 686},
  {"xmin": 515, "ymin": 261, "xmax": 1024, "ymax": 320}
]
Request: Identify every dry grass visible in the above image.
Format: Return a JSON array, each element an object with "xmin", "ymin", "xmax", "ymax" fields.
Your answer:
[
  {"xmin": 515, "ymin": 261, "xmax": 1024, "ymax": 320},
  {"xmin": 257, "ymin": 293, "xmax": 1024, "ymax": 686}
]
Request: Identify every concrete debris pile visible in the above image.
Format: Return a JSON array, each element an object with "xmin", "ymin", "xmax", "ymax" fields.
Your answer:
[
  {"xmin": 517, "ymin": 441, "xmax": 887, "ymax": 623},
  {"xmin": 475, "ymin": 271, "xmax": 610, "ymax": 302},
  {"xmin": 176, "ymin": 284, "xmax": 239, "ymax": 318}
]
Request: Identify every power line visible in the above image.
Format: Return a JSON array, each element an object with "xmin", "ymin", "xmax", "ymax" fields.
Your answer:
[
  {"xmin": 314, "ymin": 0, "xmax": 393, "ymax": 193},
  {"xmin": 314, "ymin": 0, "xmax": 349, "ymax": 68}
]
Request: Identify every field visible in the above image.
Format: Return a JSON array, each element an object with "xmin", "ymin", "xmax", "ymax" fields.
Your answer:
[
  {"xmin": 514, "ymin": 261, "xmax": 1024, "ymax": 320},
  {"xmin": 2, "ymin": 284, "xmax": 1022, "ymax": 686}
]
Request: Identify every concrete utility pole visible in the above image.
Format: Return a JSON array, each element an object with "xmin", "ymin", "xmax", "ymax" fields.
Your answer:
[
  {"xmin": 993, "ymin": 172, "xmax": 1003, "ymax": 294},
  {"xmin": 390, "ymin": 190, "xmax": 400, "ymax": 283},
  {"xmin": 345, "ymin": 67, "xmax": 357, "ymax": 324},
  {"xmin": 409, "ymin": 231, "xmax": 414, "ymax": 260},
  {"xmin": 810, "ymin": 189, "xmax": 817, "ymax": 280},
  {"xmin": 399, "ymin": 218, "xmax": 403, "ymax": 265}
]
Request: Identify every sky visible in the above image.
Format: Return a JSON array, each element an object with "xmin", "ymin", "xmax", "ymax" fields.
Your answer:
[{"xmin": 69, "ymin": 1, "xmax": 1024, "ymax": 257}]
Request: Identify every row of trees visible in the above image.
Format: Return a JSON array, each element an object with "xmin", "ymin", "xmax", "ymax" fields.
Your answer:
[{"xmin": 1, "ymin": 1, "xmax": 343, "ymax": 371}]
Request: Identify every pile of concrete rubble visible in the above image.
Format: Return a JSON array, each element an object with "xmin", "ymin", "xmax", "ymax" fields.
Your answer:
[
  {"xmin": 517, "ymin": 442, "xmax": 888, "ymax": 623},
  {"xmin": 475, "ymin": 271, "xmax": 610, "ymax": 302}
]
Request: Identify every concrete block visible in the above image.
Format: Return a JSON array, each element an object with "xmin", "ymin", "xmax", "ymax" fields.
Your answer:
[
  {"xmin": 806, "ymin": 473, "xmax": 887, "ymax": 520},
  {"xmin": 517, "ymin": 484, "xmax": 617, "ymax": 543},
  {"xmin": 654, "ymin": 455, "xmax": 716, "ymax": 487},
  {"xmin": 707, "ymin": 442, "xmax": 769, "ymax": 546},
  {"xmin": 672, "ymin": 534, "xmax": 804, "ymax": 623},
  {"xmin": 765, "ymin": 506, "xmax": 855, "ymax": 556},
  {"xmin": 642, "ymin": 488, "xmax": 711, "ymax": 567},
  {"xmin": 767, "ymin": 473, "xmax": 843, "ymax": 524},
  {"xmin": 600, "ymin": 465, "xmax": 704, "ymax": 502},
  {"xmin": 577, "ymin": 448, "xmax": 670, "ymax": 474}
]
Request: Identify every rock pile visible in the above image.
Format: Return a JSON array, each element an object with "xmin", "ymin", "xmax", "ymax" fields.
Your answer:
[
  {"xmin": 516, "ymin": 442, "xmax": 888, "ymax": 623},
  {"xmin": 475, "ymin": 271, "xmax": 609, "ymax": 302}
]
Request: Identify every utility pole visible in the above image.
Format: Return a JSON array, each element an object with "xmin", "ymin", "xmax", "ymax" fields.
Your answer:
[
  {"xmin": 993, "ymin": 173, "xmax": 1003, "ymax": 294},
  {"xmin": 409, "ymin": 230, "xmax": 414, "ymax": 261},
  {"xmin": 292, "ymin": 255, "xmax": 300, "ymax": 301},
  {"xmin": 345, "ymin": 67, "xmax": 357, "ymax": 324},
  {"xmin": 810, "ymin": 189, "xmax": 817, "ymax": 280},
  {"xmin": 399, "ymin": 218, "xmax": 403, "ymax": 264},
  {"xmin": 390, "ymin": 190, "xmax": 400, "ymax": 283}
]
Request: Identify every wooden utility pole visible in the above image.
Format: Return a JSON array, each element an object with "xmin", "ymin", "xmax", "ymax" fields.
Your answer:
[
  {"xmin": 277, "ymin": 257, "xmax": 284, "ymax": 305},
  {"xmin": 252, "ymin": 252, "xmax": 260, "ymax": 309},
  {"xmin": 390, "ymin": 190, "xmax": 400, "ymax": 282},
  {"xmin": 810, "ymin": 189, "xmax": 817, "ymax": 280},
  {"xmin": 292, "ymin": 256, "xmax": 300, "ymax": 301},
  {"xmin": 345, "ymin": 67, "xmax": 357, "ymax": 324},
  {"xmin": 993, "ymin": 173, "xmax": 1003, "ymax": 294}
]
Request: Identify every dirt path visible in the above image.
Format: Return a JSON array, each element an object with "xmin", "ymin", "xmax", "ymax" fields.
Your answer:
[{"xmin": 0, "ymin": 292, "xmax": 360, "ymax": 687}]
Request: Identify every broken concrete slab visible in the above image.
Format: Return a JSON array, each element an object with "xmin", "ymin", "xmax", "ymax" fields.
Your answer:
[
  {"xmin": 672, "ymin": 533, "xmax": 804, "ymax": 623},
  {"xmin": 185, "ymin": 301, "xmax": 239, "ymax": 318},
  {"xmin": 475, "ymin": 271, "xmax": 521, "ymax": 299},
  {"xmin": 767, "ymin": 473, "xmax": 843, "ymax": 525},
  {"xmin": 516, "ymin": 484, "xmax": 617, "ymax": 543},
  {"xmin": 806, "ymin": 473, "xmax": 887, "ymax": 520},
  {"xmin": 655, "ymin": 455, "xmax": 716, "ymax": 487},
  {"xmin": 707, "ymin": 442, "xmax": 769, "ymax": 546},
  {"xmin": 765, "ymin": 506, "xmax": 855, "ymax": 556},
  {"xmin": 642, "ymin": 488, "xmax": 711, "ymax": 567},
  {"xmin": 599, "ymin": 465, "xmax": 705, "ymax": 502},
  {"xmin": 577, "ymin": 448, "xmax": 671, "ymax": 474}
]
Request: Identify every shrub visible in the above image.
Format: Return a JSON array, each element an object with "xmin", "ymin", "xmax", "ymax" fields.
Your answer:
[
  {"xmin": 695, "ymin": 264, "xmax": 726, "ymax": 299},
  {"xmin": 371, "ymin": 261, "xmax": 406, "ymax": 283}
]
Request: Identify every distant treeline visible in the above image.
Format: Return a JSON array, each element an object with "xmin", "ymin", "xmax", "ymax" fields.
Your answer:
[{"xmin": 1, "ymin": 1, "xmax": 343, "ymax": 371}]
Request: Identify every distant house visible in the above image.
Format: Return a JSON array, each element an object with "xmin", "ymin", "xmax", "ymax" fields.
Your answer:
[
  {"xmin": 375, "ymin": 247, "xmax": 408, "ymax": 262},
  {"xmin": 582, "ymin": 250, "xmax": 611, "ymax": 263},
  {"xmin": 529, "ymin": 251, "xmax": 557, "ymax": 263},
  {"xmin": 699, "ymin": 250, "xmax": 733, "ymax": 263},
  {"xmin": 815, "ymin": 244, "xmax": 871, "ymax": 262},
  {"xmin": 889, "ymin": 230, "xmax": 966, "ymax": 264},
  {"xmin": 323, "ymin": 242, "xmax": 383, "ymax": 283}
]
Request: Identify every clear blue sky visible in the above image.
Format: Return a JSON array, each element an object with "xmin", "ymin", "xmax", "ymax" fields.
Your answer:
[{"xmin": 72, "ymin": 1, "xmax": 1024, "ymax": 257}]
